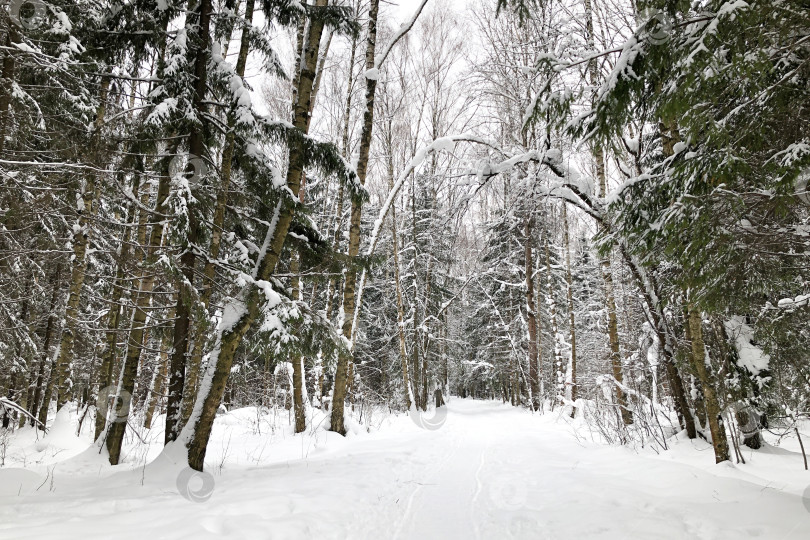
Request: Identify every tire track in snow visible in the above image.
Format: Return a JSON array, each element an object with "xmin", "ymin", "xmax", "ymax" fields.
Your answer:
[
  {"xmin": 392, "ymin": 427, "xmax": 464, "ymax": 540},
  {"xmin": 471, "ymin": 444, "xmax": 488, "ymax": 540}
]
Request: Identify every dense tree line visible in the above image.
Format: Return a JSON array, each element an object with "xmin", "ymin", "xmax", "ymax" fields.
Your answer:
[{"xmin": 0, "ymin": 0, "xmax": 807, "ymax": 471}]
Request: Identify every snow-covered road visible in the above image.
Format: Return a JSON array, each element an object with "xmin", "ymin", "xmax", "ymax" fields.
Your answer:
[{"xmin": 2, "ymin": 399, "xmax": 810, "ymax": 539}]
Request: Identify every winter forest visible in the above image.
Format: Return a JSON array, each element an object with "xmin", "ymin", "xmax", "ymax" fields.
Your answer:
[{"xmin": 0, "ymin": 0, "xmax": 809, "ymax": 537}]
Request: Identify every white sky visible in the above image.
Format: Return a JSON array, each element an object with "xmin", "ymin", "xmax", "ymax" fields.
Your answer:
[
  {"xmin": 389, "ymin": 0, "xmax": 431, "ymax": 19},
  {"xmin": 389, "ymin": 0, "xmax": 464, "ymax": 22}
]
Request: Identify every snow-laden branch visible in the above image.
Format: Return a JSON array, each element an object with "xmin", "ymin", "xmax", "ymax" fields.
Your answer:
[
  {"xmin": 776, "ymin": 294, "xmax": 810, "ymax": 310},
  {"xmin": 365, "ymin": 135, "xmax": 490, "ymax": 262},
  {"xmin": 435, "ymin": 273, "xmax": 477, "ymax": 319},
  {"xmin": 347, "ymin": 134, "xmax": 590, "ymax": 347},
  {"xmin": 540, "ymin": 182, "xmax": 603, "ymax": 222},
  {"xmin": 477, "ymin": 146, "xmax": 604, "ymax": 222},
  {"xmin": 0, "ymin": 397, "xmax": 45, "ymax": 429},
  {"xmin": 365, "ymin": 0, "xmax": 430, "ymax": 80},
  {"xmin": 348, "ymin": 134, "xmax": 486, "ymax": 346}
]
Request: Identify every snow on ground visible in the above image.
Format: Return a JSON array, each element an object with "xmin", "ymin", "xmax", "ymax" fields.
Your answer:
[{"xmin": 2, "ymin": 398, "xmax": 810, "ymax": 539}]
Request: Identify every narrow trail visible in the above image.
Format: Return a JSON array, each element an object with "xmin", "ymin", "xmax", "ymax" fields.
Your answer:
[
  {"xmin": 358, "ymin": 400, "xmax": 810, "ymax": 540},
  {"xmin": 1, "ymin": 399, "xmax": 809, "ymax": 539}
]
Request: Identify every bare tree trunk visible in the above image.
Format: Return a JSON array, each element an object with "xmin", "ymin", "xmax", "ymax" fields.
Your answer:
[
  {"xmin": 592, "ymin": 150, "xmax": 632, "ymax": 425},
  {"xmin": 412, "ymin": 323, "xmax": 422, "ymax": 410},
  {"xmin": 682, "ymin": 309, "xmax": 705, "ymax": 429},
  {"xmin": 623, "ymin": 118, "xmax": 696, "ymax": 438},
  {"xmin": 664, "ymin": 350, "xmax": 696, "ymax": 435},
  {"xmin": 602, "ymin": 253, "xmax": 632, "ymax": 425},
  {"xmin": 11, "ymin": 290, "xmax": 32, "ymax": 429},
  {"xmin": 37, "ymin": 344, "xmax": 60, "ymax": 429},
  {"xmin": 390, "ymin": 184, "xmax": 411, "ymax": 409},
  {"xmin": 441, "ymin": 312, "xmax": 449, "ymax": 391},
  {"xmin": 418, "ymin": 202, "xmax": 436, "ymax": 411},
  {"xmin": 687, "ymin": 305, "xmax": 730, "ymax": 463},
  {"xmin": 105, "ymin": 154, "xmax": 172, "ymax": 464},
  {"xmin": 18, "ymin": 375, "xmax": 30, "ymax": 429},
  {"xmin": 331, "ymin": 0, "xmax": 380, "ymax": 435},
  {"xmin": 310, "ymin": 27, "xmax": 333, "ymax": 113},
  {"xmin": 580, "ymin": 0, "xmax": 632, "ymax": 426},
  {"xmin": 324, "ymin": 24, "xmax": 357, "ymax": 323},
  {"xmin": 3, "ymin": 376, "xmax": 17, "ymax": 428},
  {"xmin": 290, "ymin": 243, "xmax": 306, "ymax": 433},
  {"xmin": 317, "ymin": 354, "xmax": 325, "ymax": 408},
  {"xmin": 421, "ymin": 350, "xmax": 429, "ymax": 410},
  {"xmin": 535, "ymin": 247, "xmax": 544, "ymax": 402},
  {"xmin": 291, "ymin": 347, "xmax": 307, "ymax": 433},
  {"xmin": 286, "ymin": 4, "xmax": 335, "ymax": 434}
]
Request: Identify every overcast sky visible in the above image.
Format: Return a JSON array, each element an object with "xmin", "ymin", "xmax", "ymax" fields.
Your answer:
[{"xmin": 390, "ymin": 0, "xmax": 462, "ymax": 22}]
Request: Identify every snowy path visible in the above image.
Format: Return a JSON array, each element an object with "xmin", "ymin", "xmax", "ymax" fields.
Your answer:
[{"xmin": 2, "ymin": 399, "xmax": 810, "ymax": 539}]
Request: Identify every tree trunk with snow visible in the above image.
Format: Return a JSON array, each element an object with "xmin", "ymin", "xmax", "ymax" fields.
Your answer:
[
  {"xmin": 331, "ymin": 0, "xmax": 380, "ymax": 435},
  {"xmin": 180, "ymin": 2, "xmax": 328, "ymax": 471},
  {"xmin": 525, "ymin": 216, "xmax": 540, "ymax": 411},
  {"xmin": 105, "ymin": 156, "xmax": 172, "ymax": 464},
  {"xmin": 563, "ymin": 205, "xmax": 577, "ymax": 417},
  {"xmin": 165, "ymin": 0, "xmax": 214, "ymax": 445},
  {"xmin": 144, "ymin": 342, "xmax": 169, "ymax": 429},
  {"xmin": 181, "ymin": 0, "xmax": 256, "ymax": 429},
  {"xmin": 54, "ymin": 77, "xmax": 111, "ymax": 411},
  {"xmin": 546, "ymin": 233, "xmax": 562, "ymax": 409}
]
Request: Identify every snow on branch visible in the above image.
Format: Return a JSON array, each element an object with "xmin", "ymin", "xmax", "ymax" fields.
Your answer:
[
  {"xmin": 366, "ymin": 135, "xmax": 488, "ymax": 260},
  {"xmin": 349, "ymin": 134, "xmax": 598, "ymax": 346},
  {"xmin": 367, "ymin": 0, "xmax": 430, "ymax": 78},
  {"xmin": 479, "ymin": 147, "xmax": 604, "ymax": 222},
  {"xmin": 776, "ymin": 294, "xmax": 810, "ymax": 310},
  {"xmin": 0, "ymin": 397, "xmax": 45, "ymax": 429}
]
